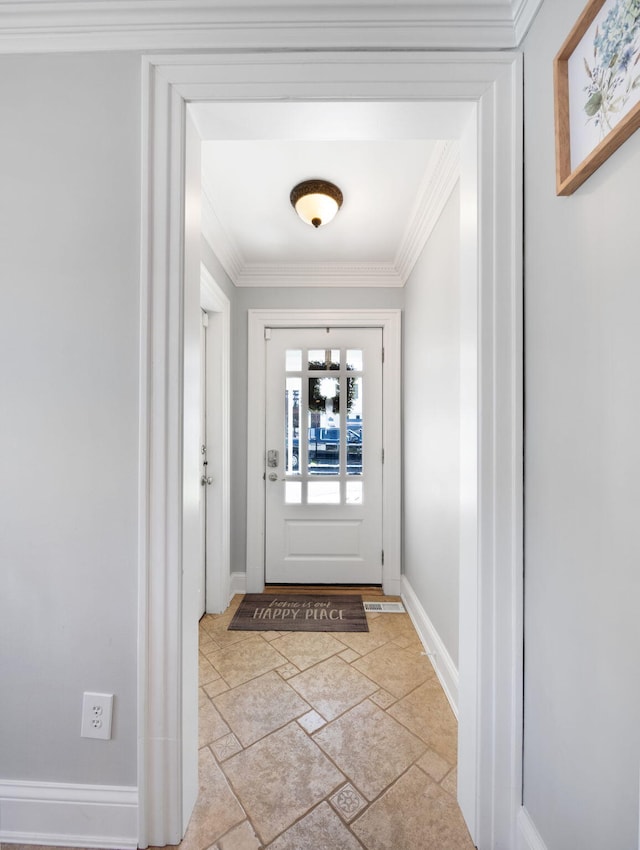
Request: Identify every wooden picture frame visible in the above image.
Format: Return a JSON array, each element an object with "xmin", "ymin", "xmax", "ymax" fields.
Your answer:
[{"xmin": 554, "ymin": 0, "xmax": 640, "ymax": 196}]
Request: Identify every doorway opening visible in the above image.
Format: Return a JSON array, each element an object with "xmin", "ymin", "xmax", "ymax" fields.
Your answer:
[
  {"xmin": 247, "ymin": 312, "xmax": 401, "ymax": 595},
  {"xmin": 139, "ymin": 51, "xmax": 523, "ymax": 850}
]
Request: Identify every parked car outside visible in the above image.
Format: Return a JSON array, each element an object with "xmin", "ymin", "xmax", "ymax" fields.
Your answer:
[{"xmin": 288, "ymin": 422, "xmax": 362, "ymax": 473}]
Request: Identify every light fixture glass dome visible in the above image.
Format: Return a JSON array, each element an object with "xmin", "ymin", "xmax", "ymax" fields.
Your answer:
[{"xmin": 290, "ymin": 179, "xmax": 343, "ymax": 228}]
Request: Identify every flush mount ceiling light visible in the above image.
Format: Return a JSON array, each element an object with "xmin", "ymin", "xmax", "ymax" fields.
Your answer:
[{"xmin": 290, "ymin": 179, "xmax": 343, "ymax": 229}]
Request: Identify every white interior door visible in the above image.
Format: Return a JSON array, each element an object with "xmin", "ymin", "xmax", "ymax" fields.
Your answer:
[{"xmin": 265, "ymin": 327, "xmax": 383, "ymax": 584}]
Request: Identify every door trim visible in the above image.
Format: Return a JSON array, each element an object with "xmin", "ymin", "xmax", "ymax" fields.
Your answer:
[
  {"xmin": 247, "ymin": 310, "xmax": 401, "ymax": 595},
  {"xmin": 200, "ymin": 266, "xmax": 231, "ymax": 614},
  {"xmin": 139, "ymin": 51, "xmax": 523, "ymax": 850}
]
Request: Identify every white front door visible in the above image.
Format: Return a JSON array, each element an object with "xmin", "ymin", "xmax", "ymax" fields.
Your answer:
[{"xmin": 265, "ymin": 327, "xmax": 383, "ymax": 584}]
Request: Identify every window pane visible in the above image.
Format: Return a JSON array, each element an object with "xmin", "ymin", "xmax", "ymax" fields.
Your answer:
[
  {"xmin": 347, "ymin": 427, "xmax": 362, "ymax": 475},
  {"xmin": 346, "ymin": 481, "xmax": 363, "ymax": 504},
  {"xmin": 307, "ymin": 427, "xmax": 341, "ymax": 475},
  {"xmin": 347, "ymin": 376, "xmax": 361, "ymax": 418},
  {"xmin": 309, "ymin": 376, "xmax": 340, "ymax": 416},
  {"xmin": 308, "ymin": 349, "xmax": 340, "ymax": 370},
  {"xmin": 347, "ymin": 377, "xmax": 363, "ymax": 475},
  {"xmin": 308, "ymin": 481, "xmax": 341, "ymax": 504},
  {"xmin": 285, "ymin": 377, "xmax": 301, "ymax": 475},
  {"xmin": 308, "ymin": 376, "xmax": 340, "ymax": 475},
  {"xmin": 346, "ymin": 349, "xmax": 363, "ymax": 371},
  {"xmin": 286, "ymin": 349, "xmax": 302, "ymax": 371},
  {"xmin": 285, "ymin": 481, "xmax": 302, "ymax": 504}
]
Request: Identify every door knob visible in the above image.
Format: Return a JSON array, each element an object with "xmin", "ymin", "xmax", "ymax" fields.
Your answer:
[
  {"xmin": 201, "ymin": 475, "xmax": 213, "ymax": 486},
  {"xmin": 268, "ymin": 472, "xmax": 279, "ymax": 482}
]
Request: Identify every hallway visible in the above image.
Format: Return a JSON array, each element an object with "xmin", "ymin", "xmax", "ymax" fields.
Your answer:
[{"xmin": 185, "ymin": 594, "xmax": 474, "ymax": 850}]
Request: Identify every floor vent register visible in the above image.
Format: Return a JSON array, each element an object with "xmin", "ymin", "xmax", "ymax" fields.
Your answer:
[{"xmin": 363, "ymin": 601, "xmax": 406, "ymax": 613}]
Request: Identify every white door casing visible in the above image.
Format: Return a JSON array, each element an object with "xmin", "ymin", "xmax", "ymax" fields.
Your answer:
[
  {"xmin": 139, "ymin": 52, "xmax": 523, "ymax": 850},
  {"xmin": 247, "ymin": 310, "xmax": 401, "ymax": 597},
  {"xmin": 264, "ymin": 327, "xmax": 383, "ymax": 585},
  {"xmin": 200, "ymin": 267, "xmax": 231, "ymax": 615},
  {"xmin": 198, "ymin": 311, "xmax": 208, "ymax": 618}
]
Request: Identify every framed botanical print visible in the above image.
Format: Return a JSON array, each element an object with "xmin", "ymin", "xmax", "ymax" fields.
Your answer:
[{"xmin": 554, "ymin": 0, "xmax": 640, "ymax": 195}]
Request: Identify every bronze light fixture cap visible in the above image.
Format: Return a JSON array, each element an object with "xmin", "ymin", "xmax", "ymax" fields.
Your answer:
[{"xmin": 290, "ymin": 179, "xmax": 344, "ymax": 228}]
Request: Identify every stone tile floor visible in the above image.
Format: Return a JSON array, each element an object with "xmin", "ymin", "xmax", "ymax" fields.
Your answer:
[
  {"xmin": 1, "ymin": 596, "xmax": 474, "ymax": 850},
  {"xmin": 190, "ymin": 595, "xmax": 474, "ymax": 850}
]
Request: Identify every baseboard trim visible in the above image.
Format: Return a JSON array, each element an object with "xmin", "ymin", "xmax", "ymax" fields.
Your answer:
[
  {"xmin": 0, "ymin": 780, "xmax": 138, "ymax": 849},
  {"xmin": 230, "ymin": 570, "xmax": 247, "ymax": 599},
  {"xmin": 517, "ymin": 807, "xmax": 549, "ymax": 850},
  {"xmin": 400, "ymin": 575, "xmax": 459, "ymax": 717}
]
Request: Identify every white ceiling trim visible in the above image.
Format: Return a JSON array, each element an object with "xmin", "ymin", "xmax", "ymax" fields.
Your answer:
[
  {"xmin": 0, "ymin": 0, "xmax": 542, "ymax": 53},
  {"xmin": 512, "ymin": 0, "xmax": 545, "ymax": 43},
  {"xmin": 395, "ymin": 140, "xmax": 460, "ymax": 284},
  {"xmin": 234, "ymin": 262, "xmax": 403, "ymax": 288},
  {"xmin": 201, "ymin": 183, "xmax": 243, "ymax": 283}
]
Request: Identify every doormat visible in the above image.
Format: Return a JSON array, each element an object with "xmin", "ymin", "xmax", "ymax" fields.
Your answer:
[{"xmin": 228, "ymin": 594, "xmax": 369, "ymax": 633}]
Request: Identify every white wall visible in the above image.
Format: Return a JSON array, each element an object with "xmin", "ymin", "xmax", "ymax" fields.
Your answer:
[
  {"xmin": 0, "ymin": 53, "xmax": 141, "ymax": 786},
  {"xmin": 522, "ymin": 1, "xmax": 640, "ymax": 847},
  {"xmin": 403, "ymin": 186, "xmax": 461, "ymax": 667}
]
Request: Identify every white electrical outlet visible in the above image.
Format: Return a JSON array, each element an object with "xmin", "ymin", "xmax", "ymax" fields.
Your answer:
[{"xmin": 81, "ymin": 692, "xmax": 113, "ymax": 740}]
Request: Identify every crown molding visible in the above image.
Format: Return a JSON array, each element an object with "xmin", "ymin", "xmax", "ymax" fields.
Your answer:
[
  {"xmin": 512, "ymin": 0, "xmax": 545, "ymax": 44},
  {"xmin": 234, "ymin": 263, "xmax": 403, "ymax": 288},
  {"xmin": 201, "ymin": 183, "xmax": 243, "ymax": 283},
  {"xmin": 0, "ymin": 1, "xmax": 542, "ymax": 53},
  {"xmin": 395, "ymin": 140, "xmax": 460, "ymax": 284}
]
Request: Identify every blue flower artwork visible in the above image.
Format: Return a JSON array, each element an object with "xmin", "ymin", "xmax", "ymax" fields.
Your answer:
[{"xmin": 568, "ymin": 0, "xmax": 640, "ymax": 168}]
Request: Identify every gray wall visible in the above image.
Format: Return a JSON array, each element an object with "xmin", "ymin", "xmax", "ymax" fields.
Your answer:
[
  {"xmin": 0, "ymin": 53, "xmax": 141, "ymax": 785},
  {"xmin": 7, "ymin": 24, "xmax": 635, "ymax": 847},
  {"xmin": 523, "ymin": 1, "xmax": 640, "ymax": 846},
  {"xmin": 0, "ymin": 45, "xmax": 406, "ymax": 792},
  {"xmin": 403, "ymin": 186, "xmax": 461, "ymax": 666}
]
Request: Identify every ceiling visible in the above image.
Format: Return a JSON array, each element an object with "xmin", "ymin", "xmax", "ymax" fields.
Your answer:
[{"xmin": 192, "ymin": 101, "xmax": 473, "ymax": 287}]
